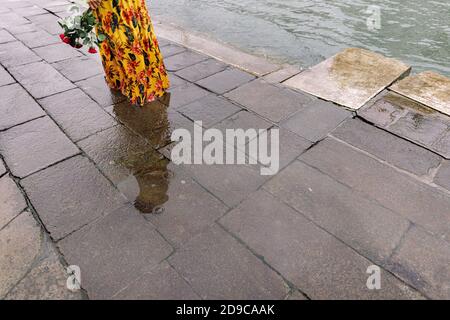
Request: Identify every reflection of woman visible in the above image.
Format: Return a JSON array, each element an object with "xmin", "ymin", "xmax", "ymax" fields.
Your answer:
[
  {"xmin": 113, "ymin": 98, "xmax": 172, "ymax": 214},
  {"xmin": 89, "ymin": 0, "xmax": 169, "ymax": 106}
]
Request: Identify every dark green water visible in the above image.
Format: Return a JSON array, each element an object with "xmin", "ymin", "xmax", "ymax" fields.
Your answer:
[{"xmin": 149, "ymin": 0, "xmax": 450, "ymax": 76}]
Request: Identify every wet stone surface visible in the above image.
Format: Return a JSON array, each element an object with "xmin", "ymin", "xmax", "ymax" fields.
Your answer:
[
  {"xmin": 284, "ymin": 48, "xmax": 411, "ymax": 110},
  {"xmin": 281, "ymin": 99, "xmax": 351, "ymax": 142},
  {"xmin": 221, "ymin": 190, "xmax": 421, "ymax": 299},
  {"xmin": 59, "ymin": 205, "xmax": 172, "ymax": 299},
  {"xmin": 0, "ymin": 83, "xmax": 45, "ymax": 131},
  {"xmin": 9, "ymin": 61, "xmax": 75, "ymax": 99},
  {"xmin": 39, "ymin": 88, "xmax": 117, "ymax": 142},
  {"xmin": 359, "ymin": 92, "xmax": 450, "ymax": 159},
  {"xmin": 390, "ymin": 71, "xmax": 450, "ymax": 117},
  {"xmin": 21, "ymin": 156, "xmax": 126, "ymax": 240},
  {"xmin": 196, "ymin": 68, "xmax": 256, "ymax": 94},
  {"xmin": 164, "ymin": 50, "xmax": 209, "ymax": 72},
  {"xmin": 0, "ymin": 117, "xmax": 79, "ymax": 178},
  {"xmin": 168, "ymin": 225, "xmax": 289, "ymax": 300},
  {"xmin": 179, "ymin": 94, "xmax": 241, "ymax": 128},
  {"xmin": 331, "ymin": 118, "xmax": 443, "ymax": 176},
  {"xmin": 225, "ymin": 79, "xmax": 312, "ymax": 123},
  {"xmin": 167, "ymin": 82, "xmax": 211, "ymax": 110},
  {"xmin": 175, "ymin": 58, "xmax": 228, "ymax": 82},
  {"xmin": 76, "ymin": 75, "xmax": 127, "ymax": 107}
]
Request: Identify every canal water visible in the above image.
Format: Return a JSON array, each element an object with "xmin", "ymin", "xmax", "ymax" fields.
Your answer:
[{"xmin": 150, "ymin": 0, "xmax": 450, "ymax": 77}]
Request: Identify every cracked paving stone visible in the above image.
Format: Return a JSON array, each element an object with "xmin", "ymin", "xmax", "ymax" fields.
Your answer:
[
  {"xmin": 0, "ymin": 83, "xmax": 45, "ymax": 131},
  {"xmin": 9, "ymin": 61, "xmax": 75, "ymax": 99},
  {"xmin": 0, "ymin": 117, "xmax": 79, "ymax": 178},
  {"xmin": 225, "ymin": 79, "xmax": 312, "ymax": 123},
  {"xmin": 0, "ymin": 175, "xmax": 27, "ymax": 229},
  {"xmin": 389, "ymin": 227, "xmax": 450, "ymax": 299},
  {"xmin": 331, "ymin": 118, "xmax": 443, "ymax": 176},
  {"xmin": 175, "ymin": 58, "xmax": 228, "ymax": 82},
  {"xmin": 59, "ymin": 205, "xmax": 172, "ymax": 299},
  {"xmin": 196, "ymin": 68, "xmax": 256, "ymax": 94},
  {"xmin": 5, "ymin": 245, "xmax": 83, "ymax": 300},
  {"xmin": 168, "ymin": 225, "xmax": 289, "ymax": 300},
  {"xmin": 21, "ymin": 156, "xmax": 126, "ymax": 240},
  {"xmin": 0, "ymin": 211, "xmax": 42, "ymax": 298},
  {"xmin": 113, "ymin": 261, "xmax": 199, "ymax": 300},
  {"xmin": 221, "ymin": 190, "xmax": 422, "ymax": 299},
  {"xmin": 264, "ymin": 160, "xmax": 410, "ymax": 264},
  {"xmin": 39, "ymin": 88, "xmax": 117, "ymax": 142},
  {"xmin": 179, "ymin": 95, "xmax": 241, "ymax": 128}
]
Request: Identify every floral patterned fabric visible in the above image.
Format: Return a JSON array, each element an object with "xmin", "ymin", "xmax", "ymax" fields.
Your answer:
[{"xmin": 94, "ymin": 0, "xmax": 169, "ymax": 106}]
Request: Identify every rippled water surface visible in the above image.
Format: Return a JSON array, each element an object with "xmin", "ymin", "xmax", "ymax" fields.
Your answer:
[{"xmin": 149, "ymin": 0, "xmax": 450, "ymax": 76}]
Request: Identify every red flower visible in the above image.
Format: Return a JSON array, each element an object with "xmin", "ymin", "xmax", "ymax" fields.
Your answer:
[
  {"xmin": 88, "ymin": 47, "xmax": 97, "ymax": 54},
  {"xmin": 75, "ymin": 43, "xmax": 83, "ymax": 49},
  {"xmin": 62, "ymin": 36, "xmax": 71, "ymax": 44},
  {"xmin": 59, "ymin": 34, "xmax": 65, "ymax": 41}
]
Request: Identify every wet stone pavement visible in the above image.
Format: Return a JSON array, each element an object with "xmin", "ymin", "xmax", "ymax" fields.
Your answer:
[{"xmin": 1, "ymin": 0, "xmax": 450, "ymax": 300}]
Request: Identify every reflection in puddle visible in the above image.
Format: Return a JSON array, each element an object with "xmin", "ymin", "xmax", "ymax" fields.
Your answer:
[{"xmin": 112, "ymin": 94, "xmax": 173, "ymax": 214}]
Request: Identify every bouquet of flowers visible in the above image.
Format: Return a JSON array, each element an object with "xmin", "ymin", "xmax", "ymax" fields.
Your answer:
[{"xmin": 58, "ymin": 0, "xmax": 105, "ymax": 53}]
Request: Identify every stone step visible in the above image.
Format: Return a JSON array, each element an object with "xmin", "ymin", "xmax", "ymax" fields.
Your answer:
[
  {"xmin": 389, "ymin": 71, "xmax": 450, "ymax": 117},
  {"xmin": 283, "ymin": 48, "xmax": 411, "ymax": 110}
]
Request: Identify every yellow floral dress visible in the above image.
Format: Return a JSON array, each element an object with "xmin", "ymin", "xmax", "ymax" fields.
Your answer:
[{"xmin": 94, "ymin": 0, "xmax": 169, "ymax": 106}]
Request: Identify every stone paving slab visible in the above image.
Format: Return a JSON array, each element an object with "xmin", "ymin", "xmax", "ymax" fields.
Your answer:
[
  {"xmin": 264, "ymin": 160, "xmax": 410, "ymax": 264},
  {"xmin": 113, "ymin": 261, "xmax": 199, "ymax": 300},
  {"xmin": 0, "ymin": 211, "xmax": 42, "ymax": 298},
  {"xmin": 76, "ymin": 74, "xmax": 126, "ymax": 107},
  {"xmin": 21, "ymin": 155, "xmax": 126, "ymax": 240},
  {"xmin": 0, "ymin": 12, "xmax": 30, "ymax": 29},
  {"xmin": 145, "ymin": 164, "xmax": 228, "ymax": 247},
  {"xmin": 272, "ymin": 128, "xmax": 312, "ymax": 170},
  {"xmin": 0, "ymin": 159, "xmax": 5, "ymax": 177},
  {"xmin": 14, "ymin": 29, "xmax": 60, "ymax": 49},
  {"xmin": 175, "ymin": 58, "xmax": 228, "ymax": 82},
  {"xmin": 0, "ymin": 83, "xmax": 45, "ymax": 131},
  {"xmin": 300, "ymin": 138, "xmax": 450, "ymax": 241},
  {"xmin": 5, "ymin": 244, "xmax": 82, "ymax": 300},
  {"xmin": 4, "ymin": 23, "xmax": 38, "ymax": 35},
  {"xmin": 0, "ymin": 175, "xmax": 27, "ymax": 229},
  {"xmin": 167, "ymin": 82, "xmax": 211, "ymax": 110},
  {"xmin": 33, "ymin": 42, "xmax": 83, "ymax": 63},
  {"xmin": 59, "ymin": 205, "xmax": 173, "ymax": 299},
  {"xmin": 168, "ymin": 225, "xmax": 289, "ymax": 300},
  {"xmin": 164, "ymin": 50, "xmax": 209, "ymax": 72},
  {"xmin": 26, "ymin": 12, "xmax": 61, "ymax": 35},
  {"xmin": 0, "ymin": 41, "xmax": 42, "ymax": 68},
  {"xmin": 39, "ymin": 88, "xmax": 117, "ymax": 142},
  {"xmin": 0, "ymin": 65, "xmax": 15, "ymax": 87},
  {"xmin": 0, "ymin": 117, "xmax": 79, "ymax": 178},
  {"xmin": 0, "ymin": 29, "xmax": 15, "ymax": 44},
  {"xmin": 220, "ymin": 190, "xmax": 421, "ymax": 300},
  {"xmin": 263, "ymin": 65, "xmax": 302, "ymax": 84},
  {"xmin": 281, "ymin": 99, "xmax": 351, "ymax": 142},
  {"xmin": 160, "ymin": 43, "xmax": 186, "ymax": 58},
  {"xmin": 179, "ymin": 94, "xmax": 241, "ymax": 128},
  {"xmin": 283, "ymin": 48, "xmax": 411, "ymax": 110},
  {"xmin": 358, "ymin": 92, "xmax": 450, "ymax": 159},
  {"xmin": 168, "ymin": 73, "xmax": 188, "ymax": 88},
  {"xmin": 390, "ymin": 71, "xmax": 450, "ymax": 116},
  {"xmin": 434, "ymin": 160, "xmax": 450, "ymax": 191},
  {"xmin": 196, "ymin": 68, "xmax": 256, "ymax": 94},
  {"xmin": 9, "ymin": 61, "xmax": 75, "ymax": 99},
  {"xmin": 331, "ymin": 118, "xmax": 443, "ymax": 176},
  {"xmin": 389, "ymin": 227, "xmax": 450, "ymax": 299},
  {"xmin": 225, "ymin": 79, "xmax": 313, "ymax": 123}
]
